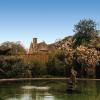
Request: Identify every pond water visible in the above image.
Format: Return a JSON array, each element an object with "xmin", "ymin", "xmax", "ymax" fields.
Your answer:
[{"xmin": 0, "ymin": 80, "xmax": 100, "ymax": 100}]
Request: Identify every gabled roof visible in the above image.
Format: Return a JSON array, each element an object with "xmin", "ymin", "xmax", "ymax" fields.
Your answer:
[{"xmin": 37, "ymin": 42, "xmax": 48, "ymax": 51}]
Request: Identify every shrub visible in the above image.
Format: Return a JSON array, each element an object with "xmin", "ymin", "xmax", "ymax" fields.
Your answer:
[
  {"xmin": 46, "ymin": 51, "xmax": 67, "ymax": 77},
  {"xmin": 28, "ymin": 60, "xmax": 47, "ymax": 77}
]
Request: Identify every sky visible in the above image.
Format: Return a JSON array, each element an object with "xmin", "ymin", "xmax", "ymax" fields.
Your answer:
[{"xmin": 0, "ymin": 0, "xmax": 100, "ymax": 49}]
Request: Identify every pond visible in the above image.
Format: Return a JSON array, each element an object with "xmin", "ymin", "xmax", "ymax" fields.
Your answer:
[{"xmin": 0, "ymin": 80, "xmax": 100, "ymax": 100}]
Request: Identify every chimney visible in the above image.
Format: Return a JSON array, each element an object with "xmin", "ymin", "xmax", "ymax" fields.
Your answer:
[{"xmin": 33, "ymin": 38, "xmax": 37, "ymax": 44}]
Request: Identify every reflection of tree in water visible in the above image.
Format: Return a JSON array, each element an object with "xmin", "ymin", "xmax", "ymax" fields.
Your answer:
[
  {"xmin": 77, "ymin": 80, "xmax": 100, "ymax": 100},
  {"xmin": 53, "ymin": 81, "xmax": 100, "ymax": 100},
  {"xmin": 82, "ymin": 80, "xmax": 98, "ymax": 100},
  {"xmin": 0, "ymin": 81, "xmax": 54, "ymax": 100},
  {"xmin": 31, "ymin": 91, "xmax": 54, "ymax": 100},
  {"xmin": 96, "ymin": 81, "xmax": 100, "ymax": 100},
  {"xmin": 0, "ymin": 81, "xmax": 35, "ymax": 99},
  {"xmin": 0, "ymin": 81, "xmax": 25, "ymax": 100},
  {"xmin": 0, "ymin": 80, "xmax": 100, "ymax": 100}
]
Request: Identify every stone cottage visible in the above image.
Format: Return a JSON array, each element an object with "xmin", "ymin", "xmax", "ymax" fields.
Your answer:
[{"xmin": 29, "ymin": 38, "xmax": 48, "ymax": 54}]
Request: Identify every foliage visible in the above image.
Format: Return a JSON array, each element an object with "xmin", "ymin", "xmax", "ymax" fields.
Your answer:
[
  {"xmin": 0, "ymin": 57, "xmax": 48, "ymax": 78},
  {"xmin": 73, "ymin": 19, "xmax": 97, "ymax": 47},
  {"xmin": 75, "ymin": 45, "xmax": 99, "ymax": 77},
  {"xmin": 0, "ymin": 19, "xmax": 100, "ymax": 78},
  {"xmin": 28, "ymin": 60, "xmax": 47, "ymax": 77},
  {"xmin": 46, "ymin": 51, "xmax": 67, "ymax": 77},
  {"xmin": 88, "ymin": 36, "xmax": 100, "ymax": 51},
  {"xmin": 0, "ymin": 41, "xmax": 26, "ymax": 55}
]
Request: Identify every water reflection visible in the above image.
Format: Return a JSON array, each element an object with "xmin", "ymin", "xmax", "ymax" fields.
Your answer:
[
  {"xmin": 6, "ymin": 91, "xmax": 54, "ymax": 100},
  {"xmin": 0, "ymin": 81, "xmax": 54, "ymax": 100},
  {"xmin": 0, "ymin": 80, "xmax": 100, "ymax": 100}
]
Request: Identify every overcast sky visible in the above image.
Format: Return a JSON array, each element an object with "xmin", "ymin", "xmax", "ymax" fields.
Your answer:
[{"xmin": 0, "ymin": 0, "xmax": 100, "ymax": 48}]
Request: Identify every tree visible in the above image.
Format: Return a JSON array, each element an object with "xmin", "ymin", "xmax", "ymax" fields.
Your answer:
[
  {"xmin": 73, "ymin": 19, "xmax": 97, "ymax": 46},
  {"xmin": 46, "ymin": 51, "xmax": 66, "ymax": 77},
  {"xmin": 0, "ymin": 41, "xmax": 26, "ymax": 55},
  {"xmin": 0, "ymin": 48, "xmax": 11, "ymax": 55},
  {"xmin": 75, "ymin": 45, "xmax": 99, "ymax": 78}
]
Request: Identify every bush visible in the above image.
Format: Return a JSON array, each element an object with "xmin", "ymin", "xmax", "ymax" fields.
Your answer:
[
  {"xmin": 27, "ymin": 60, "xmax": 47, "ymax": 77},
  {"xmin": 46, "ymin": 51, "xmax": 67, "ymax": 77},
  {"xmin": 0, "ymin": 57, "xmax": 28, "ymax": 78}
]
